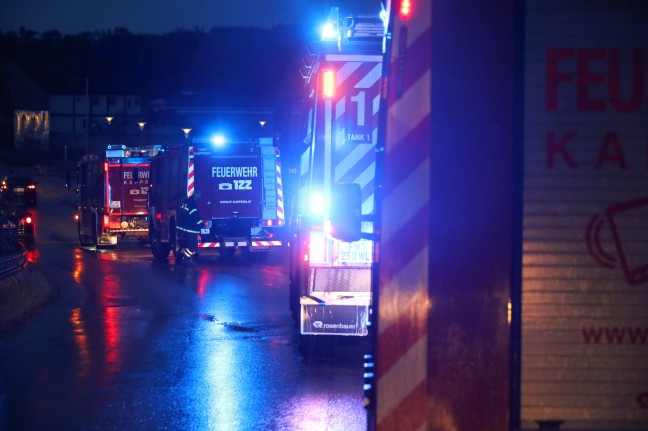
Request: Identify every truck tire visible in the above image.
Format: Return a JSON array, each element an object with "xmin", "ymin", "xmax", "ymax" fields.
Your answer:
[
  {"xmin": 169, "ymin": 220, "xmax": 183, "ymax": 265},
  {"xmin": 150, "ymin": 234, "xmax": 171, "ymax": 260},
  {"xmin": 77, "ymin": 221, "xmax": 87, "ymax": 246},
  {"xmin": 78, "ymin": 217, "xmax": 98, "ymax": 248},
  {"xmin": 91, "ymin": 215, "xmax": 104, "ymax": 249},
  {"xmin": 149, "ymin": 222, "xmax": 171, "ymax": 260}
]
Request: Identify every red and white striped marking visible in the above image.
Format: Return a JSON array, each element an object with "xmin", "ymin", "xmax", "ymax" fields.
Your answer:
[
  {"xmin": 187, "ymin": 146, "xmax": 195, "ymax": 197},
  {"xmin": 376, "ymin": 3, "xmax": 432, "ymax": 430},
  {"xmin": 276, "ymin": 159, "xmax": 285, "ymax": 221},
  {"xmin": 198, "ymin": 242, "xmax": 222, "ymax": 248},
  {"xmin": 252, "ymin": 240, "xmax": 281, "ymax": 247},
  {"xmin": 197, "ymin": 241, "xmax": 282, "ymax": 248}
]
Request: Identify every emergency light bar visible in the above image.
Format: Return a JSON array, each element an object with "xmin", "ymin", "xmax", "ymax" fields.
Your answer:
[
  {"xmin": 321, "ymin": 7, "xmax": 340, "ymax": 41},
  {"xmin": 105, "ymin": 144, "xmax": 161, "ymax": 158}
]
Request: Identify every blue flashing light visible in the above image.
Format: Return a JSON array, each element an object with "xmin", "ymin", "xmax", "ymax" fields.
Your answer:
[
  {"xmin": 210, "ymin": 134, "xmax": 226, "ymax": 147},
  {"xmin": 310, "ymin": 193, "xmax": 326, "ymax": 215},
  {"xmin": 321, "ymin": 22, "xmax": 337, "ymax": 41}
]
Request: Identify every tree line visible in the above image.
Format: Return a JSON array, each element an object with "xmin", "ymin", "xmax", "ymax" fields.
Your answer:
[{"xmin": 0, "ymin": 25, "xmax": 312, "ymax": 108}]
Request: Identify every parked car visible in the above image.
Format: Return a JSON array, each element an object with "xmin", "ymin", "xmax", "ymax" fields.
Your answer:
[
  {"xmin": 0, "ymin": 204, "xmax": 35, "ymax": 247},
  {"xmin": 1, "ymin": 176, "xmax": 38, "ymax": 207}
]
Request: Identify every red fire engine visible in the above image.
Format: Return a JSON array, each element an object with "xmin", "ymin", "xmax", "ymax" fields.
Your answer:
[{"xmin": 75, "ymin": 145, "xmax": 160, "ymax": 248}]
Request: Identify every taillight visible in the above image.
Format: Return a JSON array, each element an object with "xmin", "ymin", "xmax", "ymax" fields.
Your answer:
[
  {"xmin": 400, "ymin": 0, "xmax": 412, "ymax": 20},
  {"xmin": 322, "ymin": 69, "xmax": 335, "ymax": 99},
  {"xmin": 25, "ymin": 216, "xmax": 32, "ymax": 224},
  {"xmin": 74, "ymin": 214, "xmax": 79, "ymax": 221}
]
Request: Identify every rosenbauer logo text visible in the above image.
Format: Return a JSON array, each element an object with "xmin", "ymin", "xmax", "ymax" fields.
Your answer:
[{"xmin": 312, "ymin": 321, "xmax": 357, "ymax": 330}]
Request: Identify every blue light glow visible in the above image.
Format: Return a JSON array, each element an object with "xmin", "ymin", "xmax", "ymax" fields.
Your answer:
[
  {"xmin": 321, "ymin": 23, "xmax": 337, "ymax": 41},
  {"xmin": 310, "ymin": 193, "xmax": 326, "ymax": 215},
  {"xmin": 210, "ymin": 135, "xmax": 226, "ymax": 147}
]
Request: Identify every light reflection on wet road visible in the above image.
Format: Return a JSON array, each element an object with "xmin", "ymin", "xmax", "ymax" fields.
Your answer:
[{"xmin": 0, "ymin": 174, "xmax": 367, "ymax": 431}]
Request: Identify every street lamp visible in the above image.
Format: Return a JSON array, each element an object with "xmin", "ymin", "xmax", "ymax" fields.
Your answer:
[
  {"xmin": 137, "ymin": 121, "xmax": 146, "ymax": 132},
  {"xmin": 259, "ymin": 120, "xmax": 267, "ymax": 128},
  {"xmin": 105, "ymin": 116, "xmax": 114, "ymax": 147},
  {"xmin": 182, "ymin": 128, "xmax": 192, "ymax": 140}
]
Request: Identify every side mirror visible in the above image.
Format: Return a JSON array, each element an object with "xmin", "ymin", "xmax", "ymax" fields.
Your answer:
[{"xmin": 329, "ymin": 183, "xmax": 362, "ymax": 242}]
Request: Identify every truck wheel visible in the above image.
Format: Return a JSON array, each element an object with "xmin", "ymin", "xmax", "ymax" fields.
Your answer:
[
  {"xmin": 150, "ymin": 226, "xmax": 171, "ymax": 260},
  {"xmin": 170, "ymin": 221, "xmax": 185, "ymax": 265},
  {"xmin": 90, "ymin": 216, "xmax": 100, "ymax": 249},
  {"xmin": 77, "ymin": 221, "xmax": 87, "ymax": 247},
  {"xmin": 150, "ymin": 237, "xmax": 171, "ymax": 260},
  {"xmin": 78, "ymin": 216, "xmax": 98, "ymax": 248}
]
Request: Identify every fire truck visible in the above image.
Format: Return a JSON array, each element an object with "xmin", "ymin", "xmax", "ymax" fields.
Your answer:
[
  {"xmin": 288, "ymin": 8, "xmax": 384, "ymax": 354},
  {"xmin": 327, "ymin": 1, "xmax": 648, "ymax": 431},
  {"xmin": 147, "ymin": 137, "xmax": 284, "ymax": 262},
  {"xmin": 76, "ymin": 145, "xmax": 159, "ymax": 248}
]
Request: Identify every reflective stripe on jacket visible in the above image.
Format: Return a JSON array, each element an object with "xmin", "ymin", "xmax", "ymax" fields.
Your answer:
[{"xmin": 177, "ymin": 197, "xmax": 203, "ymax": 234}]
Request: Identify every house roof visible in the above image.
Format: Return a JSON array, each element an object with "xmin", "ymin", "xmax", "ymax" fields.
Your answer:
[{"xmin": 0, "ymin": 63, "xmax": 48, "ymax": 111}]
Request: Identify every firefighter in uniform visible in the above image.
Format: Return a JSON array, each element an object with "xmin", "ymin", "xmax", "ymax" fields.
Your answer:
[{"xmin": 176, "ymin": 191, "xmax": 204, "ymax": 263}]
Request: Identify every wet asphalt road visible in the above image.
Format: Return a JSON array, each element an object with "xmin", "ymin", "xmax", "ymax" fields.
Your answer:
[{"xmin": 0, "ymin": 172, "xmax": 367, "ymax": 431}]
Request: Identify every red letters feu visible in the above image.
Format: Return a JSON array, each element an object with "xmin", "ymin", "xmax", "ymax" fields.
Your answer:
[{"xmin": 546, "ymin": 48, "xmax": 646, "ymax": 112}]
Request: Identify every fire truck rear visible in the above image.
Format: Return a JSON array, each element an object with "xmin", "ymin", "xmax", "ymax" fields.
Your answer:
[
  {"xmin": 76, "ymin": 145, "xmax": 159, "ymax": 248},
  {"xmin": 148, "ymin": 137, "xmax": 284, "ymax": 262},
  {"xmin": 289, "ymin": 8, "xmax": 383, "ymax": 354}
]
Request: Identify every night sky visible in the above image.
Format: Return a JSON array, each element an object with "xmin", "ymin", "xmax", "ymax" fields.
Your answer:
[{"xmin": 0, "ymin": 0, "xmax": 382, "ymax": 34}]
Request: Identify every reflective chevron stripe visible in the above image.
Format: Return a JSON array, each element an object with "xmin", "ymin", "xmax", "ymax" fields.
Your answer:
[
  {"xmin": 276, "ymin": 160, "xmax": 284, "ymax": 221},
  {"xmin": 376, "ymin": 3, "xmax": 432, "ymax": 430},
  {"xmin": 252, "ymin": 241, "xmax": 281, "ymax": 247},
  {"xmin": 187, "ymin": 146, "xmax": 195, "ymax": 197},
  {"xmin": 326, "ymin": 59, "xmax": 382, "ymax": 215},
  {"xmin": 197, "ymin": 241, "xmax": 282, "ymax": 248}
]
